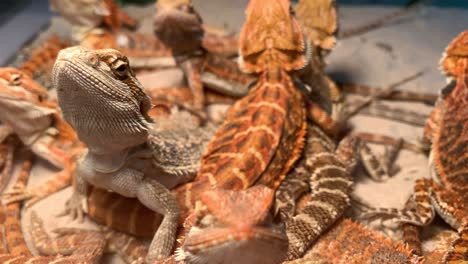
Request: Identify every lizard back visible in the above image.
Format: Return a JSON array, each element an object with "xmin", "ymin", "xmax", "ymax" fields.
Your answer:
[{"xmin": 432, "ymin": 33, "xmax": 468, "ymax": 196}]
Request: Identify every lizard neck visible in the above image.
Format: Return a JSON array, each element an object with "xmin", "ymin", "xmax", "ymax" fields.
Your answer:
[{"xmin": 84, "ymin": 142, "xmax": 153, "ymax": 174}]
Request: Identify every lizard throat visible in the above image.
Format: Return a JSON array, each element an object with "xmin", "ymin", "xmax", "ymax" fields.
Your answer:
[{"xmin": 53, "ymin": 56, "xmax": 151, "ymax": 153}]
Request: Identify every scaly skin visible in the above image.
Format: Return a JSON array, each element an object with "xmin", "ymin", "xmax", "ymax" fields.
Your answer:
[
  {"xmin": 0, "ymin": 67, "xmax": 78, "ymax": 168},
  {"xmin": 172, "ymin": 1, "xmax": 400, "ymax": 261},
  {"xmin": 0, "ymin": 146, "xmax": 105, "ymax": 263},
  {"xmin": 53, "ymin": 46, "xmax": 214, "ymax": 262},
  {"xmin": 1, "ymin": 159, "xmax": 147, "ymax": 263},
  {"xmin": 176, "ymin": 186, "xmax": 288, "ymax": 264},
  {"xmin": 360, "ymin": 31, "xmax": 468, "ymax": 263},
  {"xmin": 284, "ymin": 219, "xmax": 421, "ymax": 264},
  {"xmin": 175, "ymin": 118, "xmax": 398, "ymax": 263},
  {"xmin": 153, "ymin": 0, "xmax": 251, "ymax": 111},
  {"xmin": 50, "ymin": 0, "xmax": 239, "ymax": 72},
  {"xmin": 176, "ymin": 0, "xmax": 308, "ymax": 213},
  {"xmin": 0, "ymin": 67, "xmax": 83, "ymax": 208},
  {"xmin": 17, "ymin": 35, "xmax": 71, "ymax": 89}
]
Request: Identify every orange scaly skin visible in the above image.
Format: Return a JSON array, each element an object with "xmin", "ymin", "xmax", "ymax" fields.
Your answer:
[
  {"xmin": 4, "ymin": 150, "xmax": 33, "ymax": 257},
  {"xmin": 18, "ymin": 35, "xmax": 71, "ymax": 89},
  {"xmin": 153, "ymin": 0, "xmax": 247, "ymax": 111},
  {"xmin": 284, "ymin": 219, "xmax": 421, "ymax": 264},
  {"xmin": 0, "ymin": 138, "xmax": 15, "ymax": 193},
  {"xmin": 2, "ymin": 150, "xmax": 110, "ymax": 263},
  {"xmin": 360, "ymin": 31, "xmax": 468, "ymax": 263},
  {"xmin": 176, "ymin": 186, "xmax": 288, "ymax": 264},
  {"xmin": 175, "ymin": 0, "xmax": 307, "ymax": 214},
  {"xmin": 0, "ymin": 68, "xmax": 82, "ymax": 208}
]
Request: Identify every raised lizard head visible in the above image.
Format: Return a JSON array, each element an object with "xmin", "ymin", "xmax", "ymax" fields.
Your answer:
[
  {"xmin": 441, "ymin": 31, "xmax": 468, "ymax": 79},
  {"xmin": 441, "ymin": 31, "xmax": 468, "ymax": 104},
  {"xmin": 154, "ymin": 0, "xmax": 204, "ymax": 54},
  {"xmin": 0, "ymin": 67, "xmax": 56, "ymax": 145},
  {"xmin": 177, "ymin": 185, "xmax": 288, "ymax": 264},
  {"xmin": 239, "ymin": 0, "xmax": 309, "ymax": 73},
  {"xmin": 53, "ymin": 46, "xmax": 153, "ymax": 153}
]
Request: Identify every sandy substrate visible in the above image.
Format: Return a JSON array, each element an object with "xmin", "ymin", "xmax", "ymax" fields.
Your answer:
[{"xmin": 3, "ymin": 1, "xmax": 467, "ymax": 263}]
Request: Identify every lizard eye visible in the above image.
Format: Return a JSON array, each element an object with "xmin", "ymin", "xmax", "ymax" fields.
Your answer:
[
  {"xmin": 116, "ymin": 64, "xmax": 127, "ymax": 72},
  {"xmin": 113, "ymin": 61, "xmax": 130, "ymax": 77},
  {"xmin": 10, "ymin": 73, "xmax": 22, "ymax": 85}
]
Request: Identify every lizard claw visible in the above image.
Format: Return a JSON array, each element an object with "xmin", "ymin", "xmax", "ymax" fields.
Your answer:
[
  {"xmin": 56, "ymin": 192, "xmax": 86, "ymax": 222},
  {"xmin": 3, "ymin": 185, "xmax": 43, "ymax": 208}
]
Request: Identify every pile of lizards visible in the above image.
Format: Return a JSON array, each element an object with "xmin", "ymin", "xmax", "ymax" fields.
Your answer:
[{"xmin": 0, "ymin": 0, "xmax": 466, "ymax": 263}]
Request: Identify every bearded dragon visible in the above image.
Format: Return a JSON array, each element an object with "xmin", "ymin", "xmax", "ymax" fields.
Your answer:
[
  {"xmin": 0, "ymin": 66, "xmax": 85, "ymax": 208},
  {"xmin": 26, "ymin": 7, "xmax": 397, "ymax": 262},
  {"xmin": 52, "ymin": 45, "xmax": 216, "ymax": 262},
  {"xmin": 172, "ymin": 1, "xmax": 399, "ymax": 261},
  {"xmin": 50, "ymin": 0, "xmax": 238, "ymax": 71},
  {"xmin": 359, "ymin": 31, "xmax": 468, "ymax": 263},
  {"xmin": 284, "ymin": 219, "xmax": 421, "ymax": 264}
]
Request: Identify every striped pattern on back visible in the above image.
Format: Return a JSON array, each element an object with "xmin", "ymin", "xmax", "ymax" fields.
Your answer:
[
  {"xmin": 176, "ymin": 70, "xmax": 306, "ymax": 211},
  {"xmin": 432, "ymin": 61, "xmax": 468, "ymax": 196}
]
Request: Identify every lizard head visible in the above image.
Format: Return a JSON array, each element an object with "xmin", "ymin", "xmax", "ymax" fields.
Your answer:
[
  {"xmin": 440, "ymin": 31, "xmax": 468, "ymax": 104},
  {"xmin": 53, "ymin": 46, "xmax": 153, "ymax": 153},
  {"xmin": 0, "ymin": 67, "xmax": 56, "ymax": 142},
  {"xmin": 239, "ymin": 0, "xmax": 309, "ymax": 74},
  {"xmin": 0, "ymin": 67, "xmax": 49, "ymax": 103},
  {"xmin": 177, "ymin": 185, "xmax": 288, "ymax": 264},
  {"xmin": 154, "ymin": 0, "xmax": 204, "ymax": 55}
]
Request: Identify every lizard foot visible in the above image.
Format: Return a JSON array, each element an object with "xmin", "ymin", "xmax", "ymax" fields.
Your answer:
[
  {"xmin": 145, "ymin": 213, "xmax": 179, "ymax": 262},
  {"xmin": 56, "ymin": 191, "xmax": 87, "ymax": 222},
  {"xmin": 3, "ymin": 185, "xmax": 46, "ymax": 208}
]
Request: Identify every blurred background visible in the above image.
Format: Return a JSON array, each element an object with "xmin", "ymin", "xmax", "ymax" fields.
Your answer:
[{"xmin": 0, "ymin": 0, "xmax": 466, "ymax": 74}]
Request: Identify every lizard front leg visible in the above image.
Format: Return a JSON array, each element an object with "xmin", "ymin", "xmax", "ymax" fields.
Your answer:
[
  {"xmin": 135, "ymin": 178, "xmax": 179, "ymax": 262},
  {"xmin": 179, "ymin": 57, "xmax": 205, "ymax": 112},
  {"xmin": 76, "ymin": 160, "xmax": 180, "ymax": 262}
]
